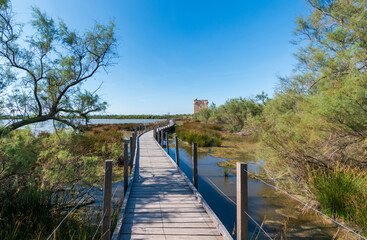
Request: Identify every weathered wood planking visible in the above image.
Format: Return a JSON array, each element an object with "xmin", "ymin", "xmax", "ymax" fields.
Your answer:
[{"xmin": 112, "ymin": 127, "xmax": 231, "ymax": 240}]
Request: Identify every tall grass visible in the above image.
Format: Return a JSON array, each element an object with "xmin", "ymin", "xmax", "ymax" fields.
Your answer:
[
  {"xmin": 0, "ymin": 187, "xmax": 99, "ymax": 239},
  {"xmin": 175, "ymin": 122, "xmax": 222, "ymax": 147},
  {"xmin": 307, "ymin": 164, "xmax": 367, "ymax": 232}
]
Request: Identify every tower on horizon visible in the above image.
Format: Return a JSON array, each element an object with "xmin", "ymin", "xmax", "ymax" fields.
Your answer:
[{"xmin": 193, "ymin": 99, "xmax": 208, "ymax": 114}]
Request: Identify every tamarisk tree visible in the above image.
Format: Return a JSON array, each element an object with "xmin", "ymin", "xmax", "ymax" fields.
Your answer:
[{"xmin": 0, "ymin": 0, "xmax": 116, "ymax": 135}]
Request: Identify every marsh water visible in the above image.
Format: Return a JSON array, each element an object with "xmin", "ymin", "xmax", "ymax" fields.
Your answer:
[
  {"xmin": 0, "ymin": 118, "xmax": 165, "ymax": 135},
  {"xmin": 163, "ymin": 139, "xmax": 347, "ymax": 240}
]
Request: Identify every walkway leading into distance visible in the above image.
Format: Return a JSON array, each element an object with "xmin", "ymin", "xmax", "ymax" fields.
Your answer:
[{"xmin": 116, "ymin": 130, "xmax": 226, "ymax": 240}]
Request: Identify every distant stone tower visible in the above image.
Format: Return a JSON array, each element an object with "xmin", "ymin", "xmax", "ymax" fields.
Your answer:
[{"xmin": 193, "ymin": 99, "xmax": 209, "ymax": 114}]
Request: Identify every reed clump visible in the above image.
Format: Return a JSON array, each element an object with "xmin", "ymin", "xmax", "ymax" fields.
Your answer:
[
  {"xmin": 175, "ymin": 122, "xmax": 222, "ymax": 147},
  {"xmin": 0, "ymin": 186, "xmax": 99, "ymax": 239},
  {"xmin": 307, "ymin": 164, "xmax": 367, "ymax": 233}
]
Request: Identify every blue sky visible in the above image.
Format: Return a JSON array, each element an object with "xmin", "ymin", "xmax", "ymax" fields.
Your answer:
[{"xmin": 12, "ymin": 0, "xmax": 309, "ymax": 114}]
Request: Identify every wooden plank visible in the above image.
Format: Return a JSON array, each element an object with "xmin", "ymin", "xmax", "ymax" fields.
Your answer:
[
  {"xmin": 132, "ymin": 186, "xmax": 189, "ymax": 190},
  {"xmin": 127, "ymin": 203, "xmax": 203, "ymax": 208},
  {"xmin": 129, "ymin": 194, "xmax": 195, "ymax": 198},
  {"xmin": 121, "ymin": 226, "xmax": 221, "ymax": 236},
  {"xmin": 123, "ymin": 216, "xmax": 213, "ymax": 223},
  {"xmin": 120, "ymin": 222, "xmax": 216, "ymax": 228},
  {"xmin": 127, "ymin": 197, "xmax": 198, "ymax": 202},
  {"xmin": 124, "ymin": 212, "xmax": 211, "ymax": 218},
  {"xmin": 131, "ymin": 190, "xmax": 192, "ymax": 194},
  {"xmin": 119, "ymin": 234, "xmax": 222, "ymax": 240},
  {"xmin": 126, "ymin": 208, "xmax": 206, "ymax": 213}
]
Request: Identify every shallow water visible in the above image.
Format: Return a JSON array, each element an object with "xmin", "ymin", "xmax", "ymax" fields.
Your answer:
[
  {"xmin": 0, "ymin": 118, "xmax": 164, "ymax": 134},
  {"xmin": 163, "ymin": 140, "xmax": 345, "ymax": 240}
]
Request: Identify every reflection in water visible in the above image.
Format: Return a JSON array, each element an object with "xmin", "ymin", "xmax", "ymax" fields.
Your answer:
[{"xmin": 166, "ymin": 139, "xmax": 342, "ymax": 239}]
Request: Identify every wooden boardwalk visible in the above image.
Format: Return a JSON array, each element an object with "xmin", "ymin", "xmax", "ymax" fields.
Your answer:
[{"xmin": 113, "ymin": 128, "xmax": 230, "ymax": 240}]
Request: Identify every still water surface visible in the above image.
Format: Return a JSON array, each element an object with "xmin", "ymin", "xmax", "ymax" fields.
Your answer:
[
  {"xmin": 164, "ymin": 140, "xmax": 342, "ymax": 239},
  {"xmin": 0, "ymin": 118, "xmax": 164, "ymax": 134}
]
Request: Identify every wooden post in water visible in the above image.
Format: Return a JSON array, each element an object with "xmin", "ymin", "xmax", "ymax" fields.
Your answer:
[
  {"xmin": 175, "ymin": 135, "xmax": 179, "ymax": 166},
  {"xmin": 192, "ymin": 143, "xmax": 198, "ymax": 189},
  {"xmin": 237, "ymin": 162, "xmax": 248, "ymax": 240},
  {"xmin": 130, "ymin": 136, "xmax": 134, "ymax": 174},
  {"xmin": 166, "ymin": 132, "xmax": 169, "ymax": 154},
  {"xmin": 102, "ymin": 160, "xmax": 112, "ymax": 240},
  {"xmin": 124, "ymin": 142, "xmax": 128, "ymax": 196}
]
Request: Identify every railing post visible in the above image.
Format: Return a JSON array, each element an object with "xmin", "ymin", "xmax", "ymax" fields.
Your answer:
[
  {"xmin": 124, "ymin": 142, "xmax": 128, "ymax": 196},
  {"xmin": 237, "ymin": 162, "xmax": 248, "ymax": 240},
  {"xmin": 130, "ymin": 136, "xmax": 133, "ymax": 174},
  {"xmin": 175, "ymin": 135, "xmax": 179, "ymax": 166},
  {"xmin": 160, "ymin": 131, "xmax": 164, "ymax": 146},
  {"xmin": 102, "ymin": 160, "xmax": 112, "ymax": 240},
  {"xmin": 192, "ymin": 143, "xmax": 198, "ymax": 189},
  {"xmin": 166, "ymin": 132, "xmax": 169, "ymax": 154}
]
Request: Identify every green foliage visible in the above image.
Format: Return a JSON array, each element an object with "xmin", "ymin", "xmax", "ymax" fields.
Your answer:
[
  {"xmin": 175, "ymin": 122, "xmax": 222, "ymax": 147},
  {"xmin": 0, "ymin": 1, "xmax": 116, "ymax": 135},
  {"xmin": 0, "ymin": 125, "xmax": 126, "ymax": 239},
  {"xmin": 194, "ymin": 98, "xmax": 264, "ymax": 132},
  {"xmin": 196, "ymin": 108, "xmax": 211, "ymax": 122},
  {"xmin": 308, "ymin": 166, "xmax": 367, "ymax": 232},
  {"xmin": 0, "ymin": 185, "xmax": 101, "ymax": 240},
  {"xmin": 254, "ymin": 0, "xmax": 367, "ymax": 231},
  {"xmin": 258, "ymin": 0, "xmax": 367, "ymax": 170}
]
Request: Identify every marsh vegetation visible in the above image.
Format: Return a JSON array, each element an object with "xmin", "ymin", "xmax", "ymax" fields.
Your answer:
[{"xmin": 0, "ymin": 122, "xmax": 152, "ymax": 239}]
